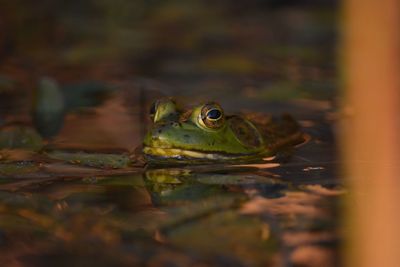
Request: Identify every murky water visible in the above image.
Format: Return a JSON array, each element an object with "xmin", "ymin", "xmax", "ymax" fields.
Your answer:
[
  {"xmin": 0, "ymin": 85, "xmax": 341, "ymax": 267},
  {"xmin": 0, "ymin": 1, "xmax": 339, "ymax": 266}
]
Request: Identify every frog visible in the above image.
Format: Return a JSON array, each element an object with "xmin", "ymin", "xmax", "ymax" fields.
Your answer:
[
  {"xmin": 143, "ymin": 98, "xmax": 304, "ymax": 164},
  {"xmin": 0, "ymin": 96, "xmax": 304, "ymax": 173}
]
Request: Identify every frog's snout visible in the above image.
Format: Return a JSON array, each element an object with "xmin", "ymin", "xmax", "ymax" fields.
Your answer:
[
  {"xmin": 150, "ymin": 122, "xmax": 178, "ymax": 138},
  {"xmin": 145, "ymin": 122, "xmax": 182, "ymax": 148}
]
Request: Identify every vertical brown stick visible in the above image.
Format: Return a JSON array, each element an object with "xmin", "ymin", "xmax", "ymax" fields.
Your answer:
[{"xmin": 343, "ymin": 0, "xmax": 400, "ymax": 267}]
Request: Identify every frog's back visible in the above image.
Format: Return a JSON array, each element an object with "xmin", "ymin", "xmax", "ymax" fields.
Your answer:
[{"xmin": 242, "ymin": 112, "xmax": 305, "ymax": 153}]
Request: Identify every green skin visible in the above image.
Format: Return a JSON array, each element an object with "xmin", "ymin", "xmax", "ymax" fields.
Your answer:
[{"xmin": 143, "ymin": 99, "xmax": 303, "ymax": 164}]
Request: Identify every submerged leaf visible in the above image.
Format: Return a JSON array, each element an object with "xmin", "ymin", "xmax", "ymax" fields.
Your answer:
[
  {"xmin": 46, "ymin": 151, "xmax": 132, "ymax": 169},
  {"xmin": 0, "ymin": 126, "xmax": 43, "ymax": 151}
]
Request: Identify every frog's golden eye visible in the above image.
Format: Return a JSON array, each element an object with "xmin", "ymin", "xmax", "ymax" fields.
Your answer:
[
  {"xmin": 200, "ymin": 103, "xmax": 225, "ymax": 129},
  {"xmin": 150, "ymin": 98, "xmax": 177, "ymax": 123}
]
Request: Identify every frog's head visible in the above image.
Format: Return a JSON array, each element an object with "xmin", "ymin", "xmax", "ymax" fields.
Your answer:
[{"xmin": 143, "ymin": 98, "xmax": 265, "ymax": 163}]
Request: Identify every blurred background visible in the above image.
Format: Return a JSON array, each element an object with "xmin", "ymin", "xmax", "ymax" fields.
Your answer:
[{"xmin": 0, "ymin": 0, "xmax": 338, "ymax": 150}]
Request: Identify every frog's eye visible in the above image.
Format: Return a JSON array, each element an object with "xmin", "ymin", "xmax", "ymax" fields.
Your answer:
[
  {"xmin": 150, "ymin": 98, "xmax": 177, "ymax": 123},
  {"xmin": 200, "ymin": 103, "xmax": 225, "ymax": 129}
]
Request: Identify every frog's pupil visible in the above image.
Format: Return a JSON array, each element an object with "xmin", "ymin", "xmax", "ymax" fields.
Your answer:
[{"xmin": 207, "ymin": 109, "xmax": 221, "ymax": 120}]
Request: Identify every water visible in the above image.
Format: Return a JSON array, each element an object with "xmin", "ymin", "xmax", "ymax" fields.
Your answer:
[{"xmin": 0, "ymin": 85, "xmax": 341, "ymax": 267}]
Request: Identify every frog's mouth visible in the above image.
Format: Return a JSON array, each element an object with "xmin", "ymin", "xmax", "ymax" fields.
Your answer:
[{"xmin": 142, "ymin": 146, "xmax": 246, "ymax": 161}]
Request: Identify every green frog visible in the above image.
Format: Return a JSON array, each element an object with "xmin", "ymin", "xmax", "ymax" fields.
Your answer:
[
  {"xmin": 0, "ymin": 97, "xmax": 304, "ymax": 172},
  {"xmin": 143, "ymin": 98, "xmax": 304, "ymax": 164}
]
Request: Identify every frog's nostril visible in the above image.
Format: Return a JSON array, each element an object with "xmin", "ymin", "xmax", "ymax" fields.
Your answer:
[{"xmin": 151, "ymin": 128, "xmax": 161, "ymax": 138}]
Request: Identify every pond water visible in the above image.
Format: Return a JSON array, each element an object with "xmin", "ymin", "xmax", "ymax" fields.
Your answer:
[
  {"xmin": 0, "ymin": 84, "xmax": 341, "ymax": 267},
  {"xmin": 0, "ymin": 1, "xmax": 340, "ymax": 266}
]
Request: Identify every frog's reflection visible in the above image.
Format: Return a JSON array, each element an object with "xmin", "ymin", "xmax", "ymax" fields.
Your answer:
[{"xmin": 142, "ymin": 165, "xmax": 287, "ymax": 206}]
